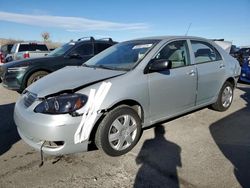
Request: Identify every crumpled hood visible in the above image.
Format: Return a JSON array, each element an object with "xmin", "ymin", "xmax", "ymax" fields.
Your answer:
[{"xmin": 27, "ymin": 66, "xmax": 126, "ymax": 97}]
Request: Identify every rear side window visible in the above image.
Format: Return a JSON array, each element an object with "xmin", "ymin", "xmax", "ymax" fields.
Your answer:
[
  {"xmin": 72, "ymin": 43, "xmax": 94, "ymax": 56},
  {"xmin": 19, "ymin": 44, "xmax": 48, "ymax": 52},
  {"xmin": 191, "ymin": 41, "xmax": 222, "ymax": 64},
  {"xmin": 95, "ymin": 43, "xmax": 112, "ymax": 54}
]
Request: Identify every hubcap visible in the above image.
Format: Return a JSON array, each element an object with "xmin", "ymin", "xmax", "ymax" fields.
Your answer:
[
  {"xmin": 32, "ymin": 75, "xmax": 45, "ymax": 83},
  {"xmin": 222, "ymin": 86, "xmax": 233, "ymax": 108},
  {"xmin": 108, "ymin": 115, "xmax": 137, "ymax": 151}
]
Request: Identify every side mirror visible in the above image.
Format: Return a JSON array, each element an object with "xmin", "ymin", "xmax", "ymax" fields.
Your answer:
[
  {"xmin": 148, "ymin": 59, "xmax": 172, "ymax": 73},
  {"xmin": 69, "ymin": 53, "xmax": 82, "ymax": 59}
]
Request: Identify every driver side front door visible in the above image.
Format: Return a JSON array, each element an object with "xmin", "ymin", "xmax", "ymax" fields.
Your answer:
[{"xmin": 147, "ymin": 40, "xmax": 197, "ymax": 122}]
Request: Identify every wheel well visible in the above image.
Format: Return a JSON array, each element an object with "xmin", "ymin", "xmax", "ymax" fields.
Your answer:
[
  {"xmin": 23, "ymin": 69, "xmax": 51, "ymax": 88},
  {"xmin": 226, "ymin": 77, "xmax": 236, "ymax": 88},
  {"xmin": 106, "ymin": 100, "xmax": 144, "ymax": 121},
  {"xmin": 88, "ymin": 99, "xmax": 144, "ymax": 150}
]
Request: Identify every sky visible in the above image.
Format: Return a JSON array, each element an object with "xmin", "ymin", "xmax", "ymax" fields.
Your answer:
[{"xmin": 0, "ymin": 0, "xmax": 249, "ymax": 46}]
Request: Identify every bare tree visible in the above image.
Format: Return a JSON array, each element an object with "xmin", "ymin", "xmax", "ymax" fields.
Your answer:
[{"xmin": 41, "ymin": 32, "xmax": 50, "ymax": 42}]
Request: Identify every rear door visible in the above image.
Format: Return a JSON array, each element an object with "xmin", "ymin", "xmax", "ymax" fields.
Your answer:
[
  {"xmin": 147, "ymin": 40, "xmax": 197, "ymax": 122},
  {"xmin": 190, "ymin": 40, "xmax": 225, "ymax": 105}
]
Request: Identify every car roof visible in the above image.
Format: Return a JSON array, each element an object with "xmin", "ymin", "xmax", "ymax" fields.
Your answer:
[
  {"xmin": 76, "ymin": 40, "xmax": 116, "ymax": 43},
  {"xmin": 73, "ymin": 37, "xmax": 117, "ymax": 44},
  {"xmin": 130, "ymin": 35, "xmax": 209, "ymax": 42}
]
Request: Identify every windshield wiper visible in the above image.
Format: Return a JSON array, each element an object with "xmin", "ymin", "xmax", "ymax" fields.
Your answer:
[
  {"xmin": 96, "ymin": 65, "xmax": 130, "ymax": 71},
  {"xmin": 82, "ymin": 64, "xmax": 129, "ymax": 71},
  {"xmin": 95, "ymin": 65, "xmax": 116, "ymax": 70},
  {"xmin": 82, "ymin": 64, "xmax": 94, "ymax": 68}
]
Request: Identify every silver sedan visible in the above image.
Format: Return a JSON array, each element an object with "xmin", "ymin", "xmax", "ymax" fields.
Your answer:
[{"xmin": 14, "ymin": 36, "xmax": 241, "ymax": 156}]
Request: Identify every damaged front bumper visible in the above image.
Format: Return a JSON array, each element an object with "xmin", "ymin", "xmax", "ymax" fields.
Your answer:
[{"xmin": 14, "ymin": 94, "xmax": 103, "ymax": 156}]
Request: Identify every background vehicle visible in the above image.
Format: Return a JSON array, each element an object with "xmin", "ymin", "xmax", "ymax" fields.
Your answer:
[
  {"xmin": 238, "ymin": 47, "xmax": 250, "ymax": 58},
  {"xmin": 240, "ymin": 57, "xmax": 250, "ymax": 83},
  {"xmin": 0, "ymin": 37, "xmax": 116, "ymax": 92},
  {"xmin": 14, "ymin": 36, "xmax": 241, "ymax": 157},
  {"xmin": 0, "ymin": 44, "xmax": 13, "ymax": 63},
  {"xmin": 0, "ymin": 52, "xmax": 4, "ymax": 64},
  {"xmin": 5, "ymin": 42, "xmax": 49, "ymax": 62},
  {"xmin": 229, "ymin": 45, "xmax": 240, "ymax": 58},
  {"xmin": 234, "ymin": 47, "xmax": 250, "ymax": 66}
]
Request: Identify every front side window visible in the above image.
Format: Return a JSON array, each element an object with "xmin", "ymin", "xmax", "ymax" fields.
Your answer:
[
  {"xmin": 191, "ymin": 41, "xmax": 222, "ymax": 64},
  {"xmin": 11, "ymin": 44, "xmax": 17, "ymax": 53},
  {"xmin": 71, "ymin": 43, "xmax": 93, "ymax": 56},
  {"xmin": 154, "ymin": 40, "xmax": 190, "ymax": 68},
  {"xmin": 84, "ymin": 40, "xmax": 159, "ymax": 71}
]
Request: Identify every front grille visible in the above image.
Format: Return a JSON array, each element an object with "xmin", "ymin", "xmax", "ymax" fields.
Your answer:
[{"xmin": 23, "ymin": 92, "xmax": 37, "ymax": 107}]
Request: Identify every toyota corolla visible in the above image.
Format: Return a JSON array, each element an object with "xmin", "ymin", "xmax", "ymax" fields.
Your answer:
[{"xmin": 14, "ymin": 36, "xmax": 241, "ymax": 157}]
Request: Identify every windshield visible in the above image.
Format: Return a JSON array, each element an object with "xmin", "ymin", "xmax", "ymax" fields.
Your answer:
[
  {"xmin": 48, "ymin": 42, "xmax": 75, "ymax": 57},
  {"xmin": 84, "ymin": 40, "xmax": 159, "ymax": 71}
]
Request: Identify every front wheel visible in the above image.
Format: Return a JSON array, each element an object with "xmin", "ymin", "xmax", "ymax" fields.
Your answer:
[
  {"xmin": 26, "ymin": 71, "xmax": 48, "ymax": 87},
  {"xmin": 212, "ymin": 81, "xmax": 234, "ymax": 111},
  {"xmin": 95, "ymin": 105, "xmax": 142, "ymax": 156}
]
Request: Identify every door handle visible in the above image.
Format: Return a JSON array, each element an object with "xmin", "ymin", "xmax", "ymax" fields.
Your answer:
[
  {"xmin": 188, "ymin": 70, "xmax": 196, "ymax": 76},
  {"xmin": 220, "ymin": 64, "xmax": 225, "ymax": 68}
]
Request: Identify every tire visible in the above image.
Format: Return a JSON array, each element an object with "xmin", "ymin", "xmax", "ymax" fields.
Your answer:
[
  {"xmin": 212, "ymin": 81, "xmax": 234, "ymax": 111},
  {"xmin": 26, "ymin": 71, "xmax": 48, "ymax": 87},
  {"xmin": 95, "ymin": 105, "xmax": 142, "ymax": 156}
]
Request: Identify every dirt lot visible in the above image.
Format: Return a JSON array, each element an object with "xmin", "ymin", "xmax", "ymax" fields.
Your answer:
[{"xmin": 0, "ymin": 83, "xmax": 249, "ymax": 188}]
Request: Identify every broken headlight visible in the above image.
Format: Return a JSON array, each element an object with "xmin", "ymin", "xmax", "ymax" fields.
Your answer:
[{"xmin": 34, "ymin": 93, "xmax": 88, "ymax": 114}]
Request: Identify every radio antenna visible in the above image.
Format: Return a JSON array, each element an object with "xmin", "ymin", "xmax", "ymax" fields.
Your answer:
[{"xmin": 185, "ymin": 23, "xmax": 192, "ymax": 36}]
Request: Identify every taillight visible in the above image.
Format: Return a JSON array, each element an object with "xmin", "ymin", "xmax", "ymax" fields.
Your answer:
[
  {"xmin": 23, "ymin": 52, "xmax": 30, "ymax": 58},
  {"xmin": 0, "ymin": 53, "xmax": 4, "ymax": 63}
]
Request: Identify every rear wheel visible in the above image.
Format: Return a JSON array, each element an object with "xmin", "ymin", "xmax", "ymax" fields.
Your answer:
[
  {"xmin": 212, "ymin": 81, "xmax": 234, "ymax": 111},
  {"xmin": 26, "ymin": 71, "xmax": 48, "ymax": 87},
  {"xmin": 95, "ymin": 105, "xmax": 142, "ymax": 156}
]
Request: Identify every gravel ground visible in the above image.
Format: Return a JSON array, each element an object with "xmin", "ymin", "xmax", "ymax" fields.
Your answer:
[{"xmin": 0, "ymin": 83, "xmax": 249, "ymax": 188}]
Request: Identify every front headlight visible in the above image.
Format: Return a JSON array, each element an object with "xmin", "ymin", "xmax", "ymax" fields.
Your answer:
[
  {"xmin": 7, "ymin": 66, "xmax": 29, "ymax": 72},
  {"xmin": 34, "ymin": 93, "xmax": 88, "ymax": 114}
]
